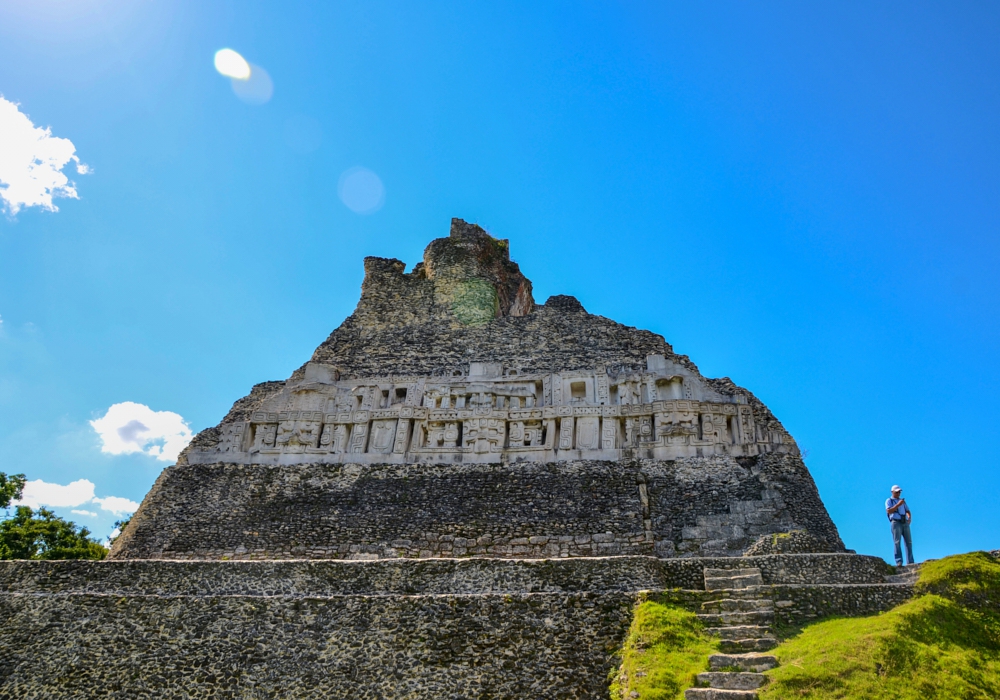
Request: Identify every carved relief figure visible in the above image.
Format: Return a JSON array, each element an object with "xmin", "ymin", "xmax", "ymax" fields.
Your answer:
[
  {"xmin": 463, "ymin": 417, "xmax": 505, "ymax": 454},
  {"xmin": 558, "ymin": 416, "xmax": 574, "ymax": 450},
  {"xmin": 443, "ymin": 422, "xmax": 459, "ymax": 448},
  {"xmin": 393, "ymin": 419, "xmax": 410, "ymax": 453},
  {"xmin": 523, "ymin": 420, "xmax": 544, "ymax": 447},
  {"xmin": 277, "ymin": 420, "xmax": 320, "ymax": 452},
  {"xmin": 638, "ymin": 416, "xmax": 653, "ymax": 443},
  {"xmin": 576, "ymin": 416, "xmax": 600, "ymax": 450},
  {"xmin": 349, "ymin": 423, "xmax": 369, "ymax": 453},
  {"xmin": 332, "ymin": 424, "xmax": 348, "ymax": 453},
  {"xmin": 508, "ymin": 420, "xmax": 524, "ymax": 447},
  {"xmin": 275, "ymin": 420, "xmax": 297, "ymax": 450},
  {"xmin": 740, "ymin": 407, "xmax": 756, "ymax": 445},
  {"xmin": 319, "ymin": 424, "xmax": 334, "ymax": 450},
  {"xmin": 218, "ymin": 423, "xmax": 245, "ymax": 453},
  {"xmin": 596, "ymin": 374, "xmax": 609, "ymax": 405},
  {"xmin": 369, "ymin": 419, "xmax": 397, "ymax": 454},
  {"xmin": 251, "ymin": 423, "xmax": 277, "ymax": 451},
  {"xmin": 426, "ymin": 422, "xmax": 446, "ymax": 448},
  {"xmin": 601, "ymin": 418, "xmax": 616, "ymax": 450}
]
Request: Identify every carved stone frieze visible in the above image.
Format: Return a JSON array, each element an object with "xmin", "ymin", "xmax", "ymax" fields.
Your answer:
[{"xmin": 194, "ymin": 360, "xmax": 797, "ymax": 465}]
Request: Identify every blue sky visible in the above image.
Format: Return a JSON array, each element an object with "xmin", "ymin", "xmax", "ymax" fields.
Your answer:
[{"xmin": 0, "ymin": 1, "xmax": 997, "ymax": 560}]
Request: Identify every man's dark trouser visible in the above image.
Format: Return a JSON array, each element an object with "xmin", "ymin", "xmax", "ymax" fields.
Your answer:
[{"xmin": 891, "ymin": 520, "xmax": 914, "ymax": 566}]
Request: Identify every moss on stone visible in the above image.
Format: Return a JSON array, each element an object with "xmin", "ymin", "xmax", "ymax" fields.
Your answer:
[{"xmin": 450, "ymin": 279, "xmax": 499, "ymax": 326}]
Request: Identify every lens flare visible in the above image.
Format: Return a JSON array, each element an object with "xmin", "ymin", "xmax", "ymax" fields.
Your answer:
[
  {"xmin": 214, "ymin": 49, "xmax": 251, "ymax": 80},
  {"xmin": 232, "ymin": 64, "xmax": 274, "ymax": 105},
  {"xmin": 338, "ymin": 167, "xmax": 385, "ymax": 214}
]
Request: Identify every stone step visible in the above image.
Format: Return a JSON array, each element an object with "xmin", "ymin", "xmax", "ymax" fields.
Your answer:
[
  {"xmin": 704, "ymin": 568, "xmax": 763, "ymax": 579},
  {"xmin": 704, "ymin": 625, "xmax": 775, "ymax": 641},
  {"xmin": 684, "ymin": 688, "xmax": 758, "ymax": 700},
  {"xmin": 697, "ymin": 611, "xmax": 774, "ymax": 626},
  {"xmin": 709, "ymin": 653, "xmax": 779, "ymax": 672},
  {"xmin": 884, "ymin": 565, "xmax": 921, "ymax": 585},
  {"xmin": 705, "ymin": 572, "xmax": 764, "ymax": 590},
  {"xmin": 719, "ymin": 638, "xmax": 778, "ymax": 653},
  {"xmin": 696, "ymin": 672, "xmax": 767, "ymax": 690},
  {"xmin": 702, "ymin": 598, "xmax": 774, "ymax": 613},
  {"xmin": 701, "ymin": 588, "xmax": 770, "ymax": 602}
]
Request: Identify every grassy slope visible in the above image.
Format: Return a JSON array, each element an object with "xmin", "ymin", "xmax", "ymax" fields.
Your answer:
[
  {"xmin": 759, "ymin": 552, "xmax": 1000, "ymax": 699},
  {"xmin": 610, "ymin": 599, "xmax": 719, "ymax": 700}
]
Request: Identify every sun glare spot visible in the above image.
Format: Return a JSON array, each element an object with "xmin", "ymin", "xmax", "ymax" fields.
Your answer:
[
  {"xmin": 232, "ymin": 64, "xmax": 274, "ymax": 105},
  {"xmin": 214, "ymin": 49, "xmax": 251, "ymax": 80},
  {"xmin": 338, "ymin": 167, "xmax": 385, "ymax": 214}
]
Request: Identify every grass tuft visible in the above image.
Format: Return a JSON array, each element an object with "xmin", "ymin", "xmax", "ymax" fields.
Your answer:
[{"xmin": 609, "ymin": 600, "xmax": 718, "ymax": 700}]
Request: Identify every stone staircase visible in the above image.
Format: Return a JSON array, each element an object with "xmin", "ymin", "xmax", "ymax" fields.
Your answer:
[
  {"xmin": 883, "ymin": 563, "xmax": 921, "ymax": 585},
  {"xmin": 685, "ymin": 567, "xmax": 778, "ymax": 700}
]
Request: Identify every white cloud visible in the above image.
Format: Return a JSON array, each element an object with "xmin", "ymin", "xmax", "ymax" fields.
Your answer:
[
  {"xmin": 0, "ymin": 96, "xmax": 90, "ymax": 215},
  {"xmin": 92, "ymin": 495, "xmax": 140, "ymax": 516},
  {"xmin": 14, "ymin": 478, "xmax": 139, "ymax": 517},
  {"xmin": 17, "ymin": 478, "xmax": 95, "ymax": 508},
  {"xmin": 72, "ymin": 509, "xmax": 98, "ymax": 517},
  {"xmin": 90, "ymin": 401, "xmax": 192, "ymax": 462}
]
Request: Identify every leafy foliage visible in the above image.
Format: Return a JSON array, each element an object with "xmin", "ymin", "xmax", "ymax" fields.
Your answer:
[
  {"xmin": 0, "ymin": 506, "xmax": 107, "ymax": 560},
  {"xmin": 109, "ymin": 516, "xmax": 132, "ymax": 545},
  {"xmin": 0, "ymin": 471, "xmax": 26, "ymax": 510},
  {"xmin": 610, "ymin": 599, "xmax": 719, "ymax": 700}
]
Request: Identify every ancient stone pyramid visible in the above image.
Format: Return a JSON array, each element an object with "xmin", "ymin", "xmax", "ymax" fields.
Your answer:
[
  {"xmin": 113, "ymin": 218, "xmax": 842, "ymax": 561},
  {"xmin": 1, "ymin": 220, "xmax": 908, "ymax": 699}
]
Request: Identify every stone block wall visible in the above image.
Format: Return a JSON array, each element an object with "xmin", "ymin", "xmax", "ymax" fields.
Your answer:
[
  {"xmin": 0, "ymin": 591, "xmax": 632, "ymax": 700},
  {"xmin": 0, "ymin": 554, "xmax": 888, "ymax": 599},
  {"xmin": 111, "ymin": 455, "xmax": 842, "ymax": 561},
  {"xmin": 769, "ymin": 583, "xmax": 915, "ymax": 626},
  {"xmin": 0, "ymin": 555, "xmax": 907, "ymax": 699}
]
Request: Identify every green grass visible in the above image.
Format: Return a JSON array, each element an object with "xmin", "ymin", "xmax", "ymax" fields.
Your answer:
[
  {"xmin": 610, "ymin": 554, "xmax": 1000, "ymax": 699},
  {"xmin": 759, "ymin": 552, "xmax": 1000, "ymax": 699},
  {"xmin": 609, "ymin": 598, "xmax": 719, "ymax": 700}
]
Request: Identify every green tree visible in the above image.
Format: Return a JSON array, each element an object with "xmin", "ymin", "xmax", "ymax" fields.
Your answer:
[
  {"xmin": 0, "ymin": 471, "xmax": 26, "ymax": 510},
  {"xmin": 109, "ymin": 516, "xmax": 132, "ymax": 545},
  {"xmin": 0, "ymin": 506, "xmax": 107, "ymax": 560}
]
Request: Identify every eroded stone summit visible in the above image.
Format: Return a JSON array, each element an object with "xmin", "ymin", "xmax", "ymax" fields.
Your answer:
[{"xmin": 111, "ymin": 219, "xmax": 844, "ymax": 561}]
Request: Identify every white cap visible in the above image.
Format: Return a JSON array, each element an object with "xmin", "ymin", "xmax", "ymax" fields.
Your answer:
[{"xmin": 891, "ymin": 485, "xmax": 902, "ymax": 493}]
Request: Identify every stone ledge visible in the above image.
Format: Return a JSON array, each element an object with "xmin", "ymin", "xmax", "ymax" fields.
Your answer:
[{"xmin": 1, "ymin": 553, "xmax": 893, "ymax": 599}]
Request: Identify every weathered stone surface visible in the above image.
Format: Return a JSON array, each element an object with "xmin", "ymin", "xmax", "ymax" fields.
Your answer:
[
  {"xmin": 0, "ymin": 555, "xmax": 912, "ymax": 699},
  {"xmin": 0, "ymin": 554, "xmax": 891, "ymax": 598},
  {"xmin": 122, "ymin": 219, "xmax": 844, "ymax": 561},
  {"xmin": 112, "ymin": 455, "xmax": 841, "ymax": 561},
  {"xmin": 743, "ymin": 528, "xmax": 834, "ymax": 555},
  {"xmin": 0, "ymin": 591, "xmax": 632, "ymax": 700}
]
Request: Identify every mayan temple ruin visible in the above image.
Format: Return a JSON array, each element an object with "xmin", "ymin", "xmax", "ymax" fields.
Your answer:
[{"xmin": 0, "ymin": 220, "xmax": 916, "ymax": 699}]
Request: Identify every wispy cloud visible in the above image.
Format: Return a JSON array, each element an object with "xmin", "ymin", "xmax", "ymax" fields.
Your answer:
[
  {"xmin": 0, "ymin": 95, "xmax": 90, "ymax": 216},
  {"xmin": 91, "ymin": 401, "xmax": 192, "ymax": 462},
  {"xmin": 72, "ymin": 509, "xmax": 98, "ymax": 517},
  {"xmin": 92, "ymin": 495, "xmax": 140, "ymax": 516},
  {"xmin": 15, "ymin": 478, "xmax": 139, "ymax": 517}
]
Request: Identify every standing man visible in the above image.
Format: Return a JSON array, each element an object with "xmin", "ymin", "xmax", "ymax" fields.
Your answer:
[{"xmin": 886, "ymin": 485, "xmax": 914, "ymax": 567}]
